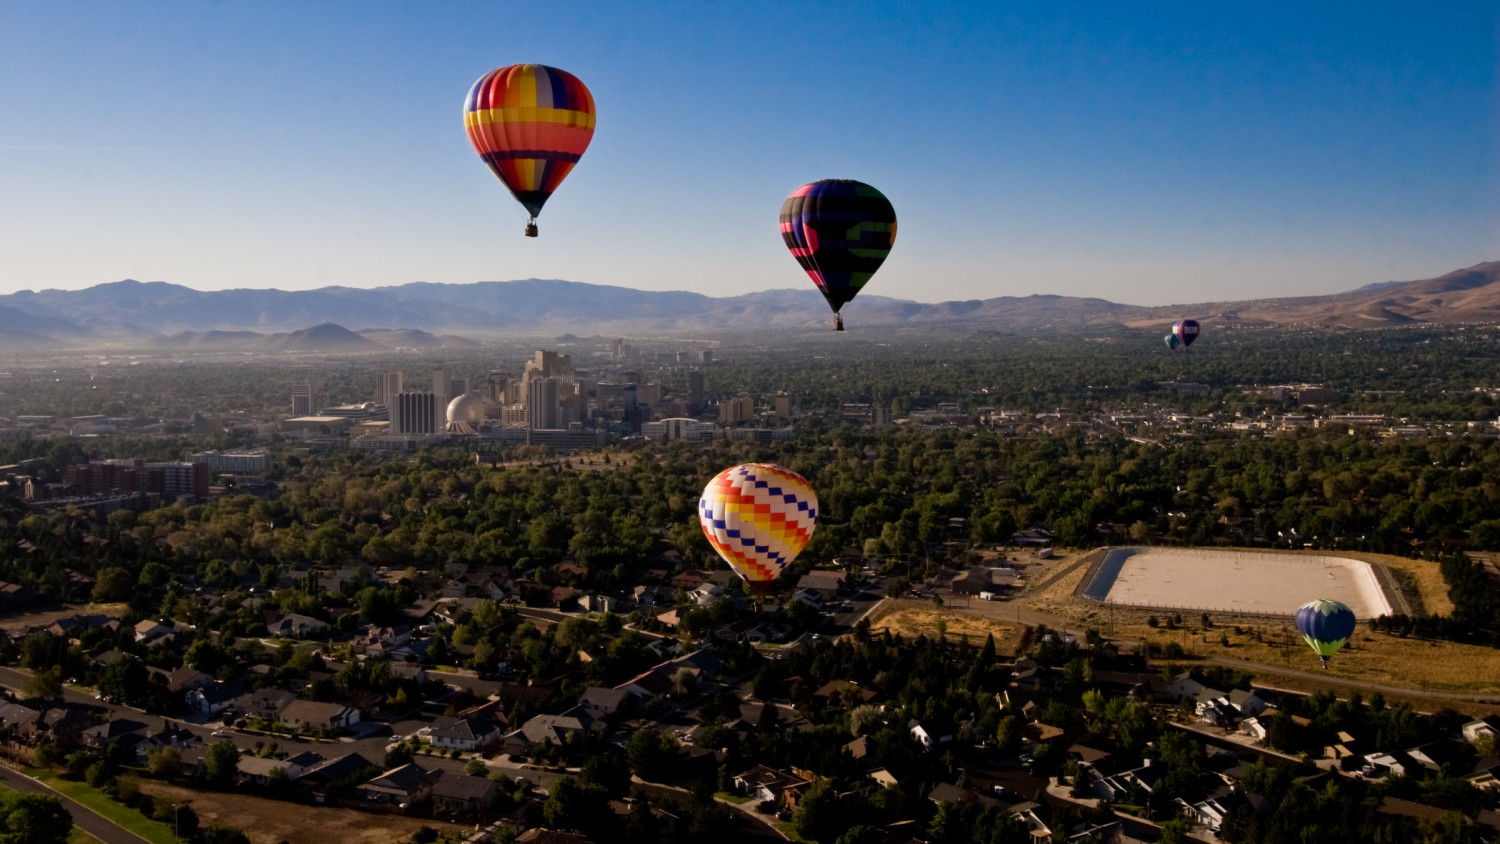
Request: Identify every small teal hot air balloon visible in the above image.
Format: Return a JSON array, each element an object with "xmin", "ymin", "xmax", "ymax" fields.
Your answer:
[
  {"xmin": 1164, "ymin": 333, "xmax": 1180, "ymax": 351},
  {"xmin": 1294, "ymin": 599, "xmax": 1356, "ymax": 667}
]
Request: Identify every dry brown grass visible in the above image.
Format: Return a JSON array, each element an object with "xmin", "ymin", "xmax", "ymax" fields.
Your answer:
[
  {"xmin": 137, "ymin": 781, "xmax": 469, "ymax": 844},
  {"xmin": 1056, "ymin": 602, "xmax": 1500, "ymax": 696},
  {"xmin": 867, "ymin": 602, "xmax": 1025, "ymax": 656},
  {"xmin": 0, "ymin": 604, "xmax": 130, "ymax": 633}
]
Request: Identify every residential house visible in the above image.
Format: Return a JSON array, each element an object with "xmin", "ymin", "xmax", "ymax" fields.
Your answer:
[
  {"xmin": 267, "ymin": 614, "xmax": 329, "ymax": 638},
  {"xmin": 795, "ymin": 572, "xmax": 846, "ymax": 601},
  {"xmin": 186, "ymin": 681, "xmax": 247, "ymax": 716},
  {"xmin": 299, "ymin": 752, "xmax": 378, "ymax": 789},
  {"xmin": 358, "ymin": 762, "xmax": 437, "ymax": 807},
  {"xmin": 82, "ymin": 718, "xmax": 151, "ymax": 751},
  {"xmin": 133, "ymin": 620, "xmax": 172, "ymax": 643},
  {"xmin": 166, "ymin": 668, "xmax": 214, "ymax": 695},
  {"xmin": 279, "ymin": 699, "xmax": 361, "ymax": 732},
  {"xmin": 237, "ymin": 755, "xmax": 292, "ymax": 787},
  {"xmin": 428, "ymin": 716, "xmax": 502, "ymax": 752},
  {"xmin": 501, "ymin": 714, "xmax": 591, "ymax": 756},
  {"xmin": 733, "ymin": 764, "xmax": 811, "ymax": 805},
  {"xmin": 909, "ymin": 721, "xmax": 952, "ymax": 752},
  {"xmin": 691, "ymin": 583, "xmax": 726, "ymax": 606},
  {"xmin": 430, "ymin": 773, "xmax": 497, "ymax": 817},
  {"xmin": 235, "ymin": 688, "xmax": 297, "ymax": 719},
  {"xmin": 578, "ymin": 687, "xmax": 630, "ymax": 720},
  {"xmin": 1463, "ymin": 716, "xmax": 1500, "ymax": 746}
]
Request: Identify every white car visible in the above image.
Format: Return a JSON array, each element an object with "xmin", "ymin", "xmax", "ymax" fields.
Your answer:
[{"xmin": 211, "ymin": 730, "xmax": 230, "ymax": 738}]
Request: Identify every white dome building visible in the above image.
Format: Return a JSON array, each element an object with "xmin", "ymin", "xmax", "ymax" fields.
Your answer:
[{"xmin": 445, "ymin": 394, "xmax": 486, "ymax": 434}]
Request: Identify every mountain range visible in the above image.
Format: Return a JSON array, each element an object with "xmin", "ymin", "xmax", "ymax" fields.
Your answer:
[{"xmin": 2, "ymin": 261, "xmax": 1498, "ymax": 350}]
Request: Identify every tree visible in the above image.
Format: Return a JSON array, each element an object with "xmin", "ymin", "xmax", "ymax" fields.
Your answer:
[
  {"xmin": 92, "ymin": 567, "xmax": 133, "ymax": 602},
  {"xmin": 99, "ymin": 655, "xmax": 149, "ymax": 706},
  {"xmin": 204, "ymin": 740, "xmax": 240, "ymax": 787},
  {"xmin": 147, "ymin": 745, "xmax": 182, "ymax": 778},
  {"xmin": 791, "ymin": 780, "xmax": 839, "ymax": 842},
  {"xmin": 22, "ymin": 668, "xmax": 62, "ymax": 702},
  {"xmin": 625, "ymin": 729, "xmax": 678, "ymax": 782},
  {"xmin": 0, "ymin": 792, "xmax": 73, "ymax": 844}
]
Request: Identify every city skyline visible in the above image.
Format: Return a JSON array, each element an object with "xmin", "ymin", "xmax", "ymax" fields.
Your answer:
[{"xmin": 1, "ymin": 3, "xmax": 1495, "ymax": 307}]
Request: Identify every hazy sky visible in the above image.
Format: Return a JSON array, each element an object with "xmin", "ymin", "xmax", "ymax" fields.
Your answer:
[{"xmin": 1, "ymin": 2, "xmax": 1495, "ymax": 305}]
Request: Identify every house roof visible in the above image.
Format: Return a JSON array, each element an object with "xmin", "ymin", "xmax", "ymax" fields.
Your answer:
[
  {"xmin": 364, "ymin": 762, "xmax": 434, "ymax": 795},
  {"xmin": 302, "ymin": 752, "xmax": 376, "ymax": 783},
  {"xmin": 430, "ymin": 716, "xmax": 498, "ymax": 743},
  {"xmin": 280, "ymin": 699, "xmax": 353, "ymax": 725},
  {"xmin": 431, "ymin": 772, "xmax": 497, "ymax": 802}
]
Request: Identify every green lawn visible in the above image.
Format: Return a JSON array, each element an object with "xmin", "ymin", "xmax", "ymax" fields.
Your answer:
[
  {"xmin": 28, "ymin": 771, "xmax": 179, "ymax": 844},
  {"xmin": 776, "ymin": 822, "xmax": 811, "ymax": 843},
  {"xmin": 0, "ymin": 778, "xmax": 106, "ymax": 844},
  {"xmin": 715, "ymin": 791, "xmax": 753, "ymax": 804}
]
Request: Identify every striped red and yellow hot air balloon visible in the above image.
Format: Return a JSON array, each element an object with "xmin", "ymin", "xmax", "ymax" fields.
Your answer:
[
  {"xmin": 699, "ymin": 464, "xmax": 819, "ymax": 597},
  {"xmin": 464, "ymin": 64, "xmax": 596, "ymax": 237}
]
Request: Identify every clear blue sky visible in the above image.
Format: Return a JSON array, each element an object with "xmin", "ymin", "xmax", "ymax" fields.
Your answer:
[{"xmin": 1, "ymin": 2, "xmax": 1495, "ymax": 305}]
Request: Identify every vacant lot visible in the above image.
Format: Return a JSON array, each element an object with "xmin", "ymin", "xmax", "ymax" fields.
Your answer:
[
  {"xmin": 0, "ymin": 603, "xmax": 130, "ymax": 633},
  {"xmin": 1056, "ymin": 602, "xmax": 1500, "ymax": 696},
  {"xmin": 868, "ymin": 603, "xmax": 1024, "ymax": 656},
  {"xmin": 137, "ymin": 781, "xmax": 468, "ymax": 844}
]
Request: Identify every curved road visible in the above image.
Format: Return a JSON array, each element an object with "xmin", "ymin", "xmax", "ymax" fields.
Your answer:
[{"xmin": 0, "ymin": 764, "xmax": 151, "ymax": 844}]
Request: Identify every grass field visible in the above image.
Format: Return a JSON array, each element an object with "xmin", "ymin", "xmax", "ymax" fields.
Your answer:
[
  {"xmin": 867, "ymin": 603, "xmax": 1024, "ymax": 656},
  {"xmin": 26, "ymin": 771, "xmax": 178, "ymax": 844},
  {"xmin": 0, "ymin": 779, "xmax": 106, "ymax": 844},
  {"xmin": 1015, "ymin": 547, "xmax": 1498, "ymax": 697},
  {"xmin": 1062, "ymin": 604, "xmax": 1500, "ymax": 697},
  {"xmin": 137, "ymin": 780, "xmax": 470, "ymax": 844}
]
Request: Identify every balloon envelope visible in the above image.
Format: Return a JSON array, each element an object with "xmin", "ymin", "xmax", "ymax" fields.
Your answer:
[
  {"xmin": 1172, "ymin": 319, "xmax": 1200, "ymax": 347},
  {"xmin": 1294, "ymin": 599, "xmax": 1356, "ymax": 664},
  {"xmin": 699, "ymin": 463, "xmax": 818, "ymax": 596},
  {"xmin": 1164, "ymin": 334, "xmax": 1180, "ymax": 350},
  {"xmin": 780, "ymin": 180, "xmax": 897, "ymax": 315},
  {"xmin": 464, "ymin": 64, "xmax": 596, "ymax": 220}
]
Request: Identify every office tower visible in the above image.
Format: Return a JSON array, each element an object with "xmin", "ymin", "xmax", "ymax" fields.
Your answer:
[
  {"xmin": 688, "ymin": 370, "xmax": 705, "ymax": 412},
  {"xmin": 718, "ymin": 395, "xmax": 755, "ymax": 424},
  {"xmin": 527, "ymin": 377, "xmax": 560, "ymax": 430},
  {"xmin": 430, "ymin": 363, "xmax": 451, "ymax": 413},
  {"xmin": 391, "ymin": 392, "xmax": 437, "ymax": 434},
  {"xmin": 487, "ymin": 372, "xmax": 513, "ymax": 405},
  {"xmin": 773, "ymin": 392, "xmax": 792, "ymax": 421},
  {"xmin": 612, "ymin": 338, "xmax": 624, "ymax": 359},
  {"xmin": 291, "ymin": 383, "xmax": 313, "ymax": 416},
  {"xmin": 375, "ymin": 370, "xmax": 404, "ymax": 406}
]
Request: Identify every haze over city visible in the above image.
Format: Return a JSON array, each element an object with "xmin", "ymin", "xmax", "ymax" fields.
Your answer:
[{"xmin": 2, "ymin": 2, "xmax": 1495, "ymax": 304}]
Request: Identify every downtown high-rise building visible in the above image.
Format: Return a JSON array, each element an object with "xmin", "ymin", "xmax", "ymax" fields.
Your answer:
[
  {"xmin": 527, "ymin": 377, "xmax": 560, "ymax": 430},
  {"xmin": 291, "ymin": 383, "xmax": 313, "ymax": 416},
  {"xmin": 375, "ymin": 370, "xmax": 404, "ymax": 406},
  {"xmin": 391, "ymin": 392, "xmax": 438, "ymax": 434},
  {"xmin": 431, "ymin": 363, "xmax": 450, "ymax": 412}
]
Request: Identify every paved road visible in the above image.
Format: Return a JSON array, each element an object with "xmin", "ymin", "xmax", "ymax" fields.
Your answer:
[{"xmin": 0, "ymin": 765, "xmax": 152, "ymax": 844}]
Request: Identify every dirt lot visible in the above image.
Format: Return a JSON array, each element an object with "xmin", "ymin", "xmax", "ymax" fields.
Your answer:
[
  {"xmin": 867, "ymin": 602, "xmax": 1025, "ymax": 656},
  {"xmin": 137, "ymin": 781, "xmax": 470, "ymax": 844},
  {"xmin": 0, "ymin": 603, "xmax": 130, "ymax": 633}
]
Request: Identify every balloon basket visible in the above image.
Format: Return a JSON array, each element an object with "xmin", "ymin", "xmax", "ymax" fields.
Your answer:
[
  {"xmin": 524, "ymin": 220, "xmax": 538, "ymax": 238},
  {"xmin": 834, "ymin": 314, "xmax": 844, "ymax": 331}
]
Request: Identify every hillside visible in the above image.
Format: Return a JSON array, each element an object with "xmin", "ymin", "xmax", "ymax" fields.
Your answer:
[{"xmin": 1, "ymin": 261, "xmax": 1498, "ymax": 344}]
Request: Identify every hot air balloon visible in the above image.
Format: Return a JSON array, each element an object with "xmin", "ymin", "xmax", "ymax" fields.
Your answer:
[
  {"xmin": 1164, "ymin": 333, "xmax": 1180, "ymax": 351},
  {"xmin": 464, "ymin": 64, "xmax": 596, "ymax": 237},
  {"xmin": 780, "ymin": 179, "xmax": 897, "ymax": 331},
  {"xmin": 1172, "ymin": 319, "xmax": 1200, "ymax": 348},
  {"xmin": 699, "ymin": 463, "xmax": 818, "ymax": 597},
  {"xmin": 1294, "ymin": 599, "xmax": 1356, "ymax": 667}
]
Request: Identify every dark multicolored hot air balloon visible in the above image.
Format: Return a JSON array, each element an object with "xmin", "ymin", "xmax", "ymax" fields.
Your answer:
[
  {"xmin": 699, "ymin": 464, "xmax": 818, "ymax": 597},
  {"xmin": 1172, "ymin": 319, "xmax": 1200, "ymax": 348},
  {"xmin": 780, "ymin": 180, "xmax": 897, "ymax": 330},
  {"xmin": 1294, "ymin": 598, "xmax": 1356, "ymax": 667},
  {"xmin": 1164, "ymin": 333, "xmax": 1180, "ymax": 351},
  {"xmin": 464, "ymin": 64, "xmax": 596, "ymax": 237}
]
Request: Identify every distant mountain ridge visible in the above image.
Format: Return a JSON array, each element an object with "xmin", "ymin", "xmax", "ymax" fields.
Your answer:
[{"xmin": 3, "ymin": 261, "xmax": 1498, "ymax": 348}]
